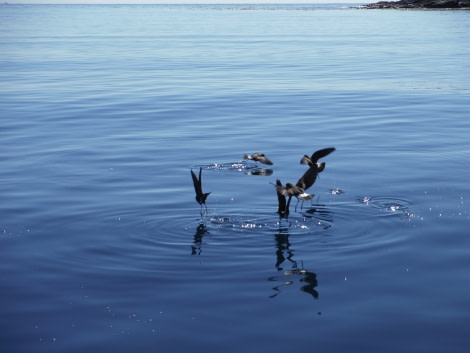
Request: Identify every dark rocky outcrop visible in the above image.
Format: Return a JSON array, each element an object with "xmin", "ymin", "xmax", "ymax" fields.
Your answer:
[{"xmin": 359, "ymin": 0, "xmax": 470, "ymax": 9}]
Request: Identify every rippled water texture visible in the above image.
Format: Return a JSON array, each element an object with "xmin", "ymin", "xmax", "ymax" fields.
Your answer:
[{"xmin": 1, "ymin": 4, "xmax": 470, "ymax": 353}]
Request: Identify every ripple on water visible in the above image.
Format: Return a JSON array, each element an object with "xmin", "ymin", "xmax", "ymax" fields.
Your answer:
[
  {"xmin": 130, "ymin": 187, "xmax": 417, "ymax": 259},
  {"xmin": 193, "ymin": 162, "xmax": 274, "ymax": 176},
  {"xmin": 209, "ymin": 215, "xmax": 269, "ymax": 231},
  {"xmin": 288, "ymin": 190, "xmax": 421, "ymax": 252},
  {"xmin": 329, "ymin": 188, "xmax": 345, "ymax": 195},
  {"xmin": 356, "ymin": 195, "xmax": 415, "ymax": 220},
  {"xmin": 203, "ymin": 203, "xmax": 336, "ymax": 235}
]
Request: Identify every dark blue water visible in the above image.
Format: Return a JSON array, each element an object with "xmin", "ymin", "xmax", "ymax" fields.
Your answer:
[{"xmin": 1, "ymin": 4, "xmax": 470, "ymax": 352}]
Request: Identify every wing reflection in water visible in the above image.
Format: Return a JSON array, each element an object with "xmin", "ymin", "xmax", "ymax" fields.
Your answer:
[
  {"xmin": 269, "ymin": 230, "xmax": 319, "ymax": 300},
  {"xmin": 244, "ymin": 168, "xmax": 273, "ymax": 176}
]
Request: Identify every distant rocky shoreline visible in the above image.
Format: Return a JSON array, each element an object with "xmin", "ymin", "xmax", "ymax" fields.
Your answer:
[{"xmin": 358, "ymin": 0, "xmax": 470, "ymax": 9}]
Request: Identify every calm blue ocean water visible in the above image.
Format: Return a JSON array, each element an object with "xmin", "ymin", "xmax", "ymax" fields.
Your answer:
[{"xmin": 1, "ymin": 3, "xmax": 470, "ymax": 352}]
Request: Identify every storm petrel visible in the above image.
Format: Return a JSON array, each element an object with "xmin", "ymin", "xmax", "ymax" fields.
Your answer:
[
  {"xmin": 274, "ymin": 179, "xmax": 289, "ymax": 218},
  {"xmin": 243, "ymin": 152, "xmax": 273, "ymax": 165},
  {"xmin": 297, "ymin": 147, "xmax": 335, "ymax": 191},
  {"xmin": 191, "ymin": 167, "xmax": 211, "ymax": 212},
  {"xmin": 275, "ymin": 180, "xmax": 314, "ymax": 213}
]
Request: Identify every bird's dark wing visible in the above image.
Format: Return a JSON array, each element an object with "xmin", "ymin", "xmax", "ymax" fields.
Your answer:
[
  {"xmin": 275, "ymin": 180, "xmax": 288, "ymax": 216},
  {"xmin": 275, "ymin": 182, "xmax": 290, "ymax": 197},
  {"xmin": 275, "ymin": 180, "xmax": 286, "ymax": 201},
  {"xmin": 261, "ymin": 155, "xmax": 273, "ymax": 165},
  {"xmin": 198, "ymin": 167, "xmax": 203, "ymax": 188},
  {"xmin": 191, "ymin": 169, "xmax": 202, "ymax": 196},
  {"xmin": 296, "ymin": 167, "xmax": 318, "ymax": 190},
  {"xmin": 310, "ymin": 147, "xmax": 336, "ymax": 163}
]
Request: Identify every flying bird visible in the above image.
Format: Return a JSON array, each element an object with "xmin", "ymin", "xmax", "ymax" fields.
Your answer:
[
  {"xmin": 243, "ymin": 152, "xmax": 273, "ymax": 165},
  {"xmin": 297, "ymin": 147, "xmax": 335, "ymax": 191},
  {"xmin": 191, "ymin": 167, "xmax": 211, "ymax": 213}
]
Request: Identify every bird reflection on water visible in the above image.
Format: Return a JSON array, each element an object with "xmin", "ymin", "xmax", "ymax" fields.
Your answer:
[
  {"xmin": 244, "ymin": 168, "xmax": 273, "ymax": 176},
  {"xmin": 191, "ymin": 223, "xmax": 209, "ymax": 255},
  {"xmin": 189, "ymin": 220, "xmax": 320, "ymax": 299},
  {"xmin": 269, "ymin": 231, "xmax": 318, "ymax": 299}
]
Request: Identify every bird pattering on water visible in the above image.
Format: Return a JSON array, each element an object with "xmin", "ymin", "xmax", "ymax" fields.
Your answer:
[
  {"xmin": 243, "ymin": 152, "xmax": 273, "ymax": 165},
  {"xmin": 297, "ymin": 147, "xmax": 335, "ymax": 191},
  {"xmin": 191, "ymin": 167, "xmax": 211, "ymax": 211},
  {"xmin": 274, "ymin": 179, "xmax": 289, "ymax": 218},
  {"xmin": 273, "ymin": 147, "xmax": 334, "ymax": 216},
  {"xmin": 274, "ymin": 180, "xmax": 314, "ymax": 216},
  {"xmin": 276, "ymin": 182, "xmax": 310, "ymax": 200}
]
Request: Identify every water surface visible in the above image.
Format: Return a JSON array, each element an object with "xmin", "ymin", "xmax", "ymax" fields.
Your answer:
[{"xmin": 1, "ymin": 4, "xmax": 470, "ymax": 353}]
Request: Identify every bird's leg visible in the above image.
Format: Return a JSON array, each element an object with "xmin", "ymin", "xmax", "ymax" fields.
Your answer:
[{"xmin": 200, "ymin": 203, "xmax": 209, "ymax": 220}]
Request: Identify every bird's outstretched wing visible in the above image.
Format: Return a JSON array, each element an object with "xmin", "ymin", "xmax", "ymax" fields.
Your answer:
[
  {"xmin": 274, "ymin": 180, "xmax": 289, "ymax": 197},
  {"xmin": 274, "ymin": 179, "xmax": 289, "ymax": 217},
  {"xmin": 258, "ymin": 154, "xmax": 273, "ymax": 165},
  {"xmin": 191, "ymin": 168, "xmax": 202, "ymax": 196},
  {"xmin": 310, "ymin": 147, "xmax": 335, "ymax": 163}
]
